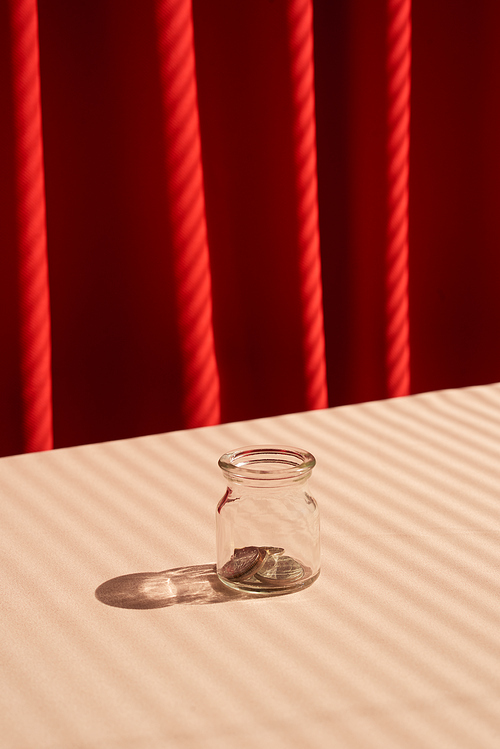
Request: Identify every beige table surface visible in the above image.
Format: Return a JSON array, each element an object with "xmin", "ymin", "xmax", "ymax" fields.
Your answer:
[{"xmin": 2, "ymin": 383, "xmax": 500, "ymax": 748}]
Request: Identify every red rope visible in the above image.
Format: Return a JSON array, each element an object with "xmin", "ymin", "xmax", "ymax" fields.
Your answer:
[
  {"xmin": 154, "ymin": 0, "xmax": 220, "ymax": 428},
  {"xmin": 8, "ymin": 0, "xmax": 53, "ymax": 451},
  {"xmin": 286, "ymin": 0, "xmax": 328, "ymax": 411},
  {"xmin": 385, "ymin": 0, "xmax": 411, "ymax": 397}
]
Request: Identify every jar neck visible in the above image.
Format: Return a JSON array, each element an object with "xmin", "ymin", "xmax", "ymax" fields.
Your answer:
[{"xmin": 218, "ymin": 445, "xmax": 315, "ymax": 488}]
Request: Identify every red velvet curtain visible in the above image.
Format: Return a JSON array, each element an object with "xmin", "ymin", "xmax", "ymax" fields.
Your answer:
[{"xmin": 1, "ymin": 0, "xmax": 500, "ymax": 457}]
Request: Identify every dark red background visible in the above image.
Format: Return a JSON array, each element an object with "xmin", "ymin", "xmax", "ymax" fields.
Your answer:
[{"xmin": 1, "ymin": 0, "xmax": 500, "ymax": 456}]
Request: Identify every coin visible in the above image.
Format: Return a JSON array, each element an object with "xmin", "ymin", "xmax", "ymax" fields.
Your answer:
[
  {"xmin": 219, "ymin": 546, "xmax": 266, "ymax": 581},
  {"xmin": 259, "ymin": 546, "xmax": 285, "ymax": 557},
  {"xmin": 255, "ymin": 555, "xmax": 305, "ymax": 585}
]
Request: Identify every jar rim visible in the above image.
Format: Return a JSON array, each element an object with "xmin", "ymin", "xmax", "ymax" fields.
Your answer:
[{"xmin": 218, "ymin": 445, "xmax": 316, "ymax": 480}]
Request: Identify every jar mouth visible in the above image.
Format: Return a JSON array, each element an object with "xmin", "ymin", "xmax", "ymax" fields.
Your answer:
[{"xmin": 218, "ymin": 445, "xmax": 316, "ymax": 481}]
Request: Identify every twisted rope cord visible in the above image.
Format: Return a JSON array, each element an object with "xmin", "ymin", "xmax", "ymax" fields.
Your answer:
[
  {"xmin": 286, "ymin": 0, "xmax": 328, "ymax": 410},
  {"xmin": 8, "ymin": 0, "xmax": 53, "ymax": 451},
  {"xmin": 154, "ymin": 0, "xmax": 220, "ymax": 427},
  {"xmin": 385, "ymin": 0, "xmax": 411, "ymax": 397}
]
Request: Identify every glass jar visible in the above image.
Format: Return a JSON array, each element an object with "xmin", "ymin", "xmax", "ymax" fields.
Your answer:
[{"xmin": 216, "ymin": 445, "xmax": 320, "ymax": 594}]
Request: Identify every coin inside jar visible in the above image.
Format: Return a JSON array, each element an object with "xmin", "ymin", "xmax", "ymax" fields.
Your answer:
[
  {"xmin": 259, "ymin": 546, "xmax": 285, "ymax": 557},
  {"xmin": 219, "ymin": 546, "xmax": 266, "ymax": 581},
  {"xmin": 255, "ymin": 555, "xmax": 305, "ymax": 585}
]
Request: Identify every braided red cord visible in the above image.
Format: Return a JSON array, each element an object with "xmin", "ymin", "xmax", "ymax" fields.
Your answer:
[
  {"xmin": 286, "ymin": 0, "xmax": 328, "ymax": 411},
  {"xmin": 8, "ymin": 0, "xmax": 53, "ymax": 451},
  {"xmin": 154, "ymin": 0, "xmax": 220, "ymax": 428},
  {"xmin": 385, "ymin": 0, "xmax": 411, "ymax": 397}
]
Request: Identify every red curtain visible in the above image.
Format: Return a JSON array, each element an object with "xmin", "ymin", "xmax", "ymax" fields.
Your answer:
[{"xmin": 1, "ymin": 0, "xmax": 500, "ymax": 457}]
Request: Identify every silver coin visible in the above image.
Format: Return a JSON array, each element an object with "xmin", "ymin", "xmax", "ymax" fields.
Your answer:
[
  {"xmin": 259, "ymin": 546, "xmax": 285, "ymax": 557},
  {"xmin": 255, "ymin": 555, "xmax": 305, "ymax": 585},
  {"xmin": 220, "ymin": 546, "xmax": 266, "ymax": 581}
]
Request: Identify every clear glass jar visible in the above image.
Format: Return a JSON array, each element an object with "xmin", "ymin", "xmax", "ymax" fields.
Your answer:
[{"xmin": 216, "ymin": 445, "xmax": 320, "ymax": 594}]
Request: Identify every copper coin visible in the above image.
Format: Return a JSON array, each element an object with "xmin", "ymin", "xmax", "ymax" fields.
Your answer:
[
  {"xmin": 219, "ymin": 546, "xmax": 266, "ymax": 581},
  {"xmin": 255, "ymin": 555, "xmax": 305, "ymax": 585}
]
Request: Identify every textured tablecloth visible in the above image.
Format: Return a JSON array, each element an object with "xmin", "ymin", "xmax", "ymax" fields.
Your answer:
[{"xmin": 2, "ymin": 383, "xmax": 500, "ymax": 748}]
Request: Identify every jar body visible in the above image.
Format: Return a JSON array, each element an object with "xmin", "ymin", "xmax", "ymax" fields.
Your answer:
[{"xmin": 216, "ymin": 446, "xmax": 320, "ymax": 594}]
